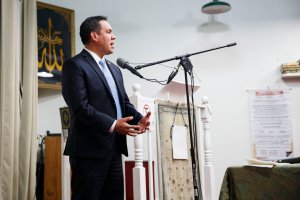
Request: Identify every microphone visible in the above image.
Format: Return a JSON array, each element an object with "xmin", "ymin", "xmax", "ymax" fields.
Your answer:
[
  {"xmin": 116, "ymin": 58, "xmax": 143, "ymax": 78},
  {"xmin": 167, "ymin": 66, "xmax": 179, "ymax": 84}
]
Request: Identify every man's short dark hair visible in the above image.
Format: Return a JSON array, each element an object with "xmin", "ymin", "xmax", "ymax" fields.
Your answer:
[{"xmin": 80, "ymin": 16, "xmax": 108, "ymax": 45}]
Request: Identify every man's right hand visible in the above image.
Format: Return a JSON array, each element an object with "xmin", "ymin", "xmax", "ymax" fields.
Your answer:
[{"xmin": 113, "ymin": 116, "xmax": 141, "ymax": 136}]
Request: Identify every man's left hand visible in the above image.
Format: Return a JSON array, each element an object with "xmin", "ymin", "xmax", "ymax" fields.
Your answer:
[{"xmin": 138, "ymin": 112, "xmax": 151, "ymax": 133}]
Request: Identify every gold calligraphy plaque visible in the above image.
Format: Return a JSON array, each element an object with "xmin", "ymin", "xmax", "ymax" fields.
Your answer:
[{"xmin": 37, "ymin": 2, "xmax": 75, "ymax": 89}]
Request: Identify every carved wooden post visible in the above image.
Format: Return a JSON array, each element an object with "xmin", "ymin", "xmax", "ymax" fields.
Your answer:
[
  {"xmin": 200, "ymin": 96, "xmax": 215, "ymax": 200},
  {"xmin": 61, "ymin": 130, "xmax": 71, "ymax": 200},
  {"xmin": 131, "ymin": 84, "xmax": 147, "ymax": 200},
  {"xmin": 147, "ymin": 128, "xmax": 154, "ymax": 200},
  {"xmin": 60, "ymin": 107, "xmax": 71, "ymax": 200}
]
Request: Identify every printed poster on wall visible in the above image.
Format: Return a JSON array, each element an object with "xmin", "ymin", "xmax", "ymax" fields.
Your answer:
[{"xmin": 248, "ymin": 89, "xmax": 293, "ymax": 161}]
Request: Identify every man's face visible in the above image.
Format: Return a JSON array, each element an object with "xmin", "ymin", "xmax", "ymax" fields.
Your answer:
[{"xmin": 95, "ymin": 20, "xmax": 116, "ymax": 56}]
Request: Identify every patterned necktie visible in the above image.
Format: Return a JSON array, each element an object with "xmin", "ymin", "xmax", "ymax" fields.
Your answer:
[{"xmin": 99, "ymin": 60, "xmax": 122, "ymax": 119}]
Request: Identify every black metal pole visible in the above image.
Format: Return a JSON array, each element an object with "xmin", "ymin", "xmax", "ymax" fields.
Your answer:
[
  {"xmin": 181, "ymin": 57, "xmax": 200, "ymax": 200},
  {"xmin": 135, "ymin": 43, "xmax": 236, "ymax": 70}
]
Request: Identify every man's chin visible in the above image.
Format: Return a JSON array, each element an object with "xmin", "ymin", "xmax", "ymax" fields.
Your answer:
[{"xmin": 106, "ymin": 51, "xmax": 113, "ymax": 55}]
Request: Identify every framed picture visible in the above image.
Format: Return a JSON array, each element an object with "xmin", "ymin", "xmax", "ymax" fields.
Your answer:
[
  {"xmin": 59, "ymin": 107, "xmax": 70, "ymax": 130},
  {"xmin": 59, "ymin": 107, "xmax": 70, "ymax": 140},
  {"xmin": 37, "ymin": 2, "xmax": 75, "ymax": 89}
]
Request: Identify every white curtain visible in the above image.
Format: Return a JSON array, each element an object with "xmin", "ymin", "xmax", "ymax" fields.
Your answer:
[{"xmin": 0, "ymin": 0, "xmax": 38, "ymax": 199}]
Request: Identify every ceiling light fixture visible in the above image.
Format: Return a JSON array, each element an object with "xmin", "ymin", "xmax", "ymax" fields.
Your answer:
[{"xmin": 202, "ymin": 0, "xmax": 231, "ymax": 14}]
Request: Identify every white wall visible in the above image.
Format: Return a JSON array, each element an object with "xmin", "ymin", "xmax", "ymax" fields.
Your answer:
[{"xmin": 38, "ymin": 0, "xmax": 300, "ymax": 198}]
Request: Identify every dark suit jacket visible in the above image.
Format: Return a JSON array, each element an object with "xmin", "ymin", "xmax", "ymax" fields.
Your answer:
[{"xmin": 62, "ymin": 49, "xmax": 142, "ymax": 158}]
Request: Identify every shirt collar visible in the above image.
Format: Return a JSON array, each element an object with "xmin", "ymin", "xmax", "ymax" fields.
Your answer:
[{"xmin": 84, "ymin": 47, "xmax": 105, "ymax": 64}]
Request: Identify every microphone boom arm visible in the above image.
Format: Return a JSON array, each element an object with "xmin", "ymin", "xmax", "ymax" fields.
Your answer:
[{"xmin": 135, "ymin": 42, "xmax": 236, "ymax": 70}]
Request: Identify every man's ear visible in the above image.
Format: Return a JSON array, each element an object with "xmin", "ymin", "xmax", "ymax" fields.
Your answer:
[{"xmin": 90, "ymin": 32, "xmax": 98, "ymax": 42}]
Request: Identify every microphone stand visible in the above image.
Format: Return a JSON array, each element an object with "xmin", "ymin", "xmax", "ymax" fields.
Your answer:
[{"xmin": 136, "ymin": 43, "xmax": 236, "ymax": 200}]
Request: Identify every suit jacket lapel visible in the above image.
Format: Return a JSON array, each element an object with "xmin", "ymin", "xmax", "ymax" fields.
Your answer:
[{"xmin": 80, "ymin": 50, "xmax": 113, "ymax": 98}]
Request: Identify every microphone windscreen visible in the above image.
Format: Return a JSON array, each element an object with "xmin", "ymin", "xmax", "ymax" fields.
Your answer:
[{"xmin": 116, "ymin": 58, "xmax": 127, "ymax": 68}]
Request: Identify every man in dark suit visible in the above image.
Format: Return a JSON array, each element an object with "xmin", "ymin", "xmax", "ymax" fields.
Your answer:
[{"xmin": 62, "ymin": 15, "xmax": 151, "ymax": 200}]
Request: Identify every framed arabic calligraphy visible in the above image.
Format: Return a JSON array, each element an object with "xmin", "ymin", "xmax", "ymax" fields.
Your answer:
[{"xmin": 37, "ymin": 2, "xmax": 75, "ymax": 89}]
